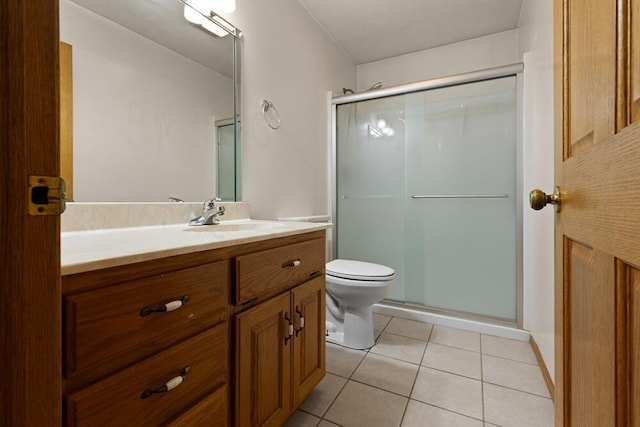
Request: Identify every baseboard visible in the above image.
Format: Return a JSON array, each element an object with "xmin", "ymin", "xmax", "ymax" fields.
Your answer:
[{"xmin": 530, "ymin": 335, "xmax": 555, "ymax": 401}]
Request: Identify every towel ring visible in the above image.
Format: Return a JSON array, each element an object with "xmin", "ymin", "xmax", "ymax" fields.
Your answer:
[{"xmin": 261, "ymin": 100, "xmax": 281, "ymax": 130}]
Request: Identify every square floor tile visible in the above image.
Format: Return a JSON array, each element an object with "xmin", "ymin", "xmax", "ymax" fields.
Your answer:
[
  {"xmin": 318, "ymin": 421, "xmax": 341, "ymax": 427},
  {"xmin": 324, "ymin": 380, "xmax": 408, "ymax": 427},
  {"xmin": 370, "ymin": 332, "xmax": 427, "ymax": 364},
  {"xmin": 283, "ymin": 410, "xmax": 320, "ymax": 427},
  {"xmin": 482, "ymin": 354, "xmax": 550, "ymax": 397},
  {"xmin": 401, "ymin": 400, "xmax": 483, "ymax": 427},
  {"xmin": 429, "ymin": 325, "xmax": 480, "ymax": 352},
  {"xmin": 481, "ymin": 335, "xmax": 537, "ymax": 365},
  {"xmin": 384, "ymin": 317, "xmax": 433, "ymax": 341},
  {"xmin": 352, "ymin": 353, "xmax": 419, "ymax": 396},
  {"xmin": 422, "ymin": 342, "xmax": 481, "ymax": 379},
  {"xmin": 326, "ymin": 342, "xmax": 367, "ymax": 378},
  {"xmin": 411, "ymin": 367, "xmax": 483, "ymax": 420},
  {"xmin": 483, "ymin": 383, "xmax": 554, "ymax": 427},
  {"xmin": 299, "ymin": 373, "xmax": 347, "ymax": 417}
]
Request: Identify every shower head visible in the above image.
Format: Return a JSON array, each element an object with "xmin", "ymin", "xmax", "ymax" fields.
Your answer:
[{"xmin": 367, "ymin": 82, "xmax": 383, "ymax": 91}]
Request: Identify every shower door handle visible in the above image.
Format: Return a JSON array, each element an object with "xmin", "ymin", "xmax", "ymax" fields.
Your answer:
[{"xmin": 529, "ymin": 186, "xmax": 561, "ymax": 212}]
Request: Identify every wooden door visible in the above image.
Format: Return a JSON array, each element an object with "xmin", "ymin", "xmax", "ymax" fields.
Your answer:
[
  {"xmin": 235, "ymin": 292, "xmax": 292, "ymax": 427},
  {"xmin": 554, "ymin": 0, "xmax": 640, "ymax": 425},
  {"xmin": 291, "ymin": 276, "xmax": 326, "ymax": 407},
  {"xmin": 0, "ymin": 0, "xmax": 62, "ymax": 425}
]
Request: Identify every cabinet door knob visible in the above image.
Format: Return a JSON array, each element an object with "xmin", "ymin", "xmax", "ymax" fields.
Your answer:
[{"xmin": 140, "ymin": 295, "xmax": 190, "ymax": 317}]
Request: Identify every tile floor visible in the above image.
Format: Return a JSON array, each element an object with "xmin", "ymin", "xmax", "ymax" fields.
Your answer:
[{"xmin": 284, "ymin": 314, "xmax": 554, "ymax": 427}]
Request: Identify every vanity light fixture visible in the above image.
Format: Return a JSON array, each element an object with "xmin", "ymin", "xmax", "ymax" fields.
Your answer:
[{"xmin": 183, "ymin": 0, "xmax": 236, "ymax": 37}]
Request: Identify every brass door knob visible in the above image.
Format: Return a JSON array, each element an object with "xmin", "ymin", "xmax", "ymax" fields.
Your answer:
[{"xmin": 529, "ymin": 186, "xmax": 561, "ymax": 212}]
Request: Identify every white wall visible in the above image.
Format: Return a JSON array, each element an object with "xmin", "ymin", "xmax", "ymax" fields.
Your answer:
[
  {"xmin": 357, "ymin": 30, "xmax": 518, "ymax": 90},
  {"xmin": 60, "ymin": 0, "xmax": 234, "ymax": 202},
  {"xmin": 226, "ymin": 1, "xmax": 356, "ymax": 220},
  {"xmin": 518, "ymin": 0, "xmax": 555, "ymax": 379}
]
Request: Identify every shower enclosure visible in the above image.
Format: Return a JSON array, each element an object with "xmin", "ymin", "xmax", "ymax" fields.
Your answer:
[{"xmin": 332, "ymin": 64, "xmax": 522, "ymax": 325}]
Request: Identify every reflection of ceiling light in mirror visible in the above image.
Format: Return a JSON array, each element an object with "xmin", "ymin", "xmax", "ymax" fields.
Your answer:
[
  {"xmin": 184, "ymin": 0, "xmax": 236, "ymax": 37},
  {"xmin": 376, "ymin": 118, "xmax": 387, "ymax": 129}
]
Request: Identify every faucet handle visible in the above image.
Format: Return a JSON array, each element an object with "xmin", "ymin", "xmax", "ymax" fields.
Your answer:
[{"xmin": 203, "ymin": 198, "xmax": 216, "ymax": 210}]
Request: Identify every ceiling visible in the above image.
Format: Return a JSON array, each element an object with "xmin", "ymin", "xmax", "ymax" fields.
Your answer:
[
  {"xmin": 68, "ymin": 0, "xmax": 524, "ymax": 74},
  {"xmin": 297, "ymin": 0, "xmax": 524, "ymax": 64}
]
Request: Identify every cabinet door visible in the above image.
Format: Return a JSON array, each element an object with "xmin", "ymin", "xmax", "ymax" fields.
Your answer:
[
  {"xmin": 236, "ymin": 292, "xmax": 291, "ymax": 427},
  {"xmin": 291, "ymin": 276, "xmax": 326, "ymax": 407}
]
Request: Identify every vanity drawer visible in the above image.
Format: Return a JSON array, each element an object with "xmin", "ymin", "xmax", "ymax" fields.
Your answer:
[
  {"xmin": 64, "ymin": 261, "xmax": 228, "ymax": 388},
  {"xmin": 234, "ymin": 237, "xmax": 325, "ymax": 305},
  {"xmin": 167, "ymin": 384, "xmax": 228, "ymax": 426},
  {"xmin": 65, "ymin": 325, "xmax": 227, "ymax": 427}
]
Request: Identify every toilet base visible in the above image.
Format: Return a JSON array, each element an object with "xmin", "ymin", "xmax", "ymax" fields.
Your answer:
[{"xmin": 325, "ymin": 306, "xmax": 376, "ymax": 350}]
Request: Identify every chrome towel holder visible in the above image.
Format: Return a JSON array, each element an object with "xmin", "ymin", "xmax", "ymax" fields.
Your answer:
[{"xmin": 261, "ymin": 99, "xmax": 281, "ymax": 130}]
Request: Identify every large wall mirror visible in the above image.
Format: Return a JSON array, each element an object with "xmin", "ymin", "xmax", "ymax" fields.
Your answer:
[{"xmin": 59, "ymin": 0, "xmax": 242, "ymax": 202}]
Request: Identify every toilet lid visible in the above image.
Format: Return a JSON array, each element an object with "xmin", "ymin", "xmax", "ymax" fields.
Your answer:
[{"xmin": 326, "ymin": 259, "xmax": 395, "ymax": 281}]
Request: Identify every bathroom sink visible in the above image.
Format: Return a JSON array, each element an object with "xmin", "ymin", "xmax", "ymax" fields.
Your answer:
[{"xmin": 184, "ymin": 221, "xmax": 284, "ymax": 232}]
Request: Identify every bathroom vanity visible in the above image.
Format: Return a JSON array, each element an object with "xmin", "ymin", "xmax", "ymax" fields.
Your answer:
[{"xmin": 61, "ymin": 216, "xmax": 328, "ymax": 426}]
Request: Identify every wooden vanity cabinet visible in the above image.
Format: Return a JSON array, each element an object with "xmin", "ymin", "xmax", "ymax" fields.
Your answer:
[
  {"xmin": 234, "ymin": 237, "xmax": 326, "ymax": 427},
  {"xmin": 61, "ymin": 229, "xmax": 327, "ymax": 426}
]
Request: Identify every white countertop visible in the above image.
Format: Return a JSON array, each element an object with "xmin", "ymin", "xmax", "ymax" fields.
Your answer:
[{"xmin": 61, "ymin": 220, "xmax": 331, "ymax": 276}]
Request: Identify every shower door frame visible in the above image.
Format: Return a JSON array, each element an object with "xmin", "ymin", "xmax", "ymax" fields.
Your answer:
[{"xmin": 330, "ymin": 63, "xmax": 525, "ymax": 328}]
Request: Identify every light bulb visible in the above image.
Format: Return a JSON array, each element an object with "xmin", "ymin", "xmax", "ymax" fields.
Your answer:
[{"xmin": 376, "ymin": 118, "xmax": 387, "ymax": 129}]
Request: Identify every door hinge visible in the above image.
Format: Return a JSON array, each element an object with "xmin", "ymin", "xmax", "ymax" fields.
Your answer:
[{"xmin": 28, "ymin": 175, "xmax": 68, "ymax": 215}]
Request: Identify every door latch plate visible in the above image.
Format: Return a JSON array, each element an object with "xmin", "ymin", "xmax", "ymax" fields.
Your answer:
[{"xmin": 28, "ymin": 175, "xmax": 68, "ymax": 215}]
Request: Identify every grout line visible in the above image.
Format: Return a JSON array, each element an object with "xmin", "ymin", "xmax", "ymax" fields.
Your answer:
[
  {"xmin": 407, "ymin": 397, "xmax": 485, "ymax": 423},
  {"xmin": 481, "ymin": 351, "xmax": 540, "ymax": 366},
  {"xmin": 480, "ymin": 337, "xmax": 486, "ymax": 423},
  {"xmin": 427, "ymin": 340, "xmax": 481, "ymax": 353},
  {"xmin": 400, "ymin": 316, "xmax": 432, "ymax": 426}
]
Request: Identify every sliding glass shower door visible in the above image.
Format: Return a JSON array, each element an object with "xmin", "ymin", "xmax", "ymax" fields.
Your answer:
[{"xmin": 335, "ymin": 76, "xmax": 518, "ymax": 322}]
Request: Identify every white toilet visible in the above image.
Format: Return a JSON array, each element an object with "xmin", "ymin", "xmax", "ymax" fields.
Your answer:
[{"xmin": 325, "ymin": 259, "xmax": 395, "ymax": 349}]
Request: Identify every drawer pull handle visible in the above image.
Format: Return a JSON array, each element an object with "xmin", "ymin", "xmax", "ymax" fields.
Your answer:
[
  {"xmin": 284, "ymin": 313, "xmax": 294, "ymax": 344},
  {"xmin": 282, "ymin": 259, "xmax": 301, "ymax": 268},
  {"xmin": 140, "ymin": 366, "xmax": 191, "ymax": 399},
  {"xmin": 140, "ymin": 295, "xmax": 190, "ymax": 317},
  {"xmin": 295, "ymin": 306, "xmax": 304, "ymax": 336}
]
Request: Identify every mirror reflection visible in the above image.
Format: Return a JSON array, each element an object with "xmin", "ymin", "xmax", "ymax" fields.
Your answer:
[{"xmin": 59, "ymin": 0, "xmax": 241, "ymax": 202}]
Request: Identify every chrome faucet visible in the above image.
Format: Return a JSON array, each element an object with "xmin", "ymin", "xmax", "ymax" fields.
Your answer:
[{"xmin": 189, "ymin": 198, "xmax": 226, "ymax": 226}]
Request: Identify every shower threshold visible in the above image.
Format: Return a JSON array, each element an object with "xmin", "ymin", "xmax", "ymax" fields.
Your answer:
[{"xmin": 373, "ymin": 300, "xmax": 529, "ymax": 342}]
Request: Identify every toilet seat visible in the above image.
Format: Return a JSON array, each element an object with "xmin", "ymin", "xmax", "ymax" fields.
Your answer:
[{"xmin": 326, "ymin": 259, "xmax": 395, "ymax": 281}]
